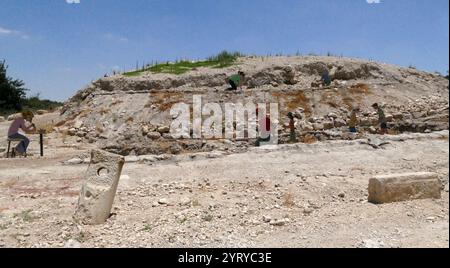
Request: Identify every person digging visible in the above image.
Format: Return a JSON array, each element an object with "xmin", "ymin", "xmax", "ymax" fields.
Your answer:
[
  {"xmin": 227, "ymin": 71, "xmax": 245, "ymax": 91},
  {"xmin": 372, "ymin": 103, "xmax": 388, "ymax": 135},
  {"xmin": 321, "ymin": 69, "xmax": 332, "ymax": 87}
]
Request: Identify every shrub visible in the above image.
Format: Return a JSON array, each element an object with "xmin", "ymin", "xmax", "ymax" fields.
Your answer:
[
  {"xmin": 0, "ymin": 60, "xmax": 28, "ymax": 114},
  {"xmin": 0, "ymin": 60, "xmax": 62, "ymax": 115},
  {"xmin": 22, "ymin": 94, "xmax": 62, "ymax": 112}
]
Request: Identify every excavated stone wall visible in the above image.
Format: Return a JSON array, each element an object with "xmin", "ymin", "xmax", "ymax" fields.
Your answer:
[{"xmin": 57, "ymin": 56, "xmax": 449, "ymax": 156}]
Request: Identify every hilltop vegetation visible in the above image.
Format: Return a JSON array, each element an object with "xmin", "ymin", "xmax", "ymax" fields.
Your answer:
[{"xmin": 124, "ymin": 51, "xmax": 244, "ymax": 76}]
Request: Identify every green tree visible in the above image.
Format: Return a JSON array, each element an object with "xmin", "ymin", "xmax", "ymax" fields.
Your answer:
[{"xmin": 0, "ymin": 60, "xmax": 28, "ymax": 113}]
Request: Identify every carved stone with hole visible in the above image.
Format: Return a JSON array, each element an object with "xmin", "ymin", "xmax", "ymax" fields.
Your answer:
[{"xmin": 73, "ymin": 149, "xmax": 125, "ymax": 224}]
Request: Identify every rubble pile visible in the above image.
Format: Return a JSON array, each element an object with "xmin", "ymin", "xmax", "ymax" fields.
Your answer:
[{"xmin": 56, "ymin": 56, "xmax": 449, "ymax": 156}]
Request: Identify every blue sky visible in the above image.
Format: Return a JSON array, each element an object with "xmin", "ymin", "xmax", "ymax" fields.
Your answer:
[{"xmin": 0, "ymin": 0, "xmax": 448, "ymax": 101}]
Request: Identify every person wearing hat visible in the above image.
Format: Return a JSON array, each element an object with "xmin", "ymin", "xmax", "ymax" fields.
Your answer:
[{"xmin": 7, "ymin": 110, "xmax": 37, "ymax": 156}]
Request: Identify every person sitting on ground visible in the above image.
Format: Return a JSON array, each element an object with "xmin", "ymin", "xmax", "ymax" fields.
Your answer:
[
  {"xmin": 372, "ymin": 103, "xmax": 388, "ymax": 135},
  {"xmin": 227, "ymin": 71, "xmax": 245, "ymax": 91},
  {"xmin": 348, "ymin": 108, "xmax": 360, "ymax": 133},
  {"xmin": 7, "ymin": 110, "xmax": 37, "ymax": 156}
]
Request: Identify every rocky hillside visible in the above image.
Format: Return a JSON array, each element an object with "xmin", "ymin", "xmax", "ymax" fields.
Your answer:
[{"xmin": 58, "ymin": 56, "xmax": 449, "ymax": 156}]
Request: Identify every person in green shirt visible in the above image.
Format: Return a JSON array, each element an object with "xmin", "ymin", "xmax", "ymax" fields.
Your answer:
[
  {"xmin": 228, "ymin": 71, "xmax": 245, "ymax": 91},
  {"xmin": 372, "ymin": 103, "xmax": 388, "ymax": 135}
]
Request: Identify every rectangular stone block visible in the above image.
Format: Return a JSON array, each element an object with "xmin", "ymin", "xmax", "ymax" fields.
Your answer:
[{"xmin": 368, "ymin": 172, "xmax": 441, "ymax": 204}]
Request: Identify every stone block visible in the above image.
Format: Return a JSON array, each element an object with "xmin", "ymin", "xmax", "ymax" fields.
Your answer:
[{"xmin": 368, "ymin": 172, "xmax": 441, "ymax": 204}]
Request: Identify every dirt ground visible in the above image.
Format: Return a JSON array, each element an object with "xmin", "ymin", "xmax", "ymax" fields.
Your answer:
[{"xmin": 0, "ymin": 117, "xmax": 448, "ymax": 248}]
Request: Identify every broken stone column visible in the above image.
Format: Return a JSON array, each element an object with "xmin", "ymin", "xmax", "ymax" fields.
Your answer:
[
  {"xmin": 368, "ymin": 172, "xmax": 441, "ymax": 204},
  {"xmin": 74, "ymin": 149, "xmax": 125, "ymax": 224}
]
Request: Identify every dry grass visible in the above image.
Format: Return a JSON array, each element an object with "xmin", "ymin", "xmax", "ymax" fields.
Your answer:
[
  {"xmin": 342, "ymin": 97, "xmax": 356, "ymax": 110},
  {"xmin": 192, "ymin": 199, "xmax": 201, "ymax": 207},
  {"xmin": 1, "ymin": 178, "xmax": 19, "ymax": 188},
  {"xmin": 323, "ymin": 83, "xmax": 372, "ymax": 111},
  {"xmin": 272, "ymin": 91, "xmax": 312, "ymax": 116},
  {"xmin": 111, "ymin": 99, "xmax": 123, "ymax": 106},
  {"xmin": 349, "ymin": 83, "xmax": 371, "ymax": 95},
  {"xmin": 320, "ymin": 90, "xmax": 340, "ymax": 109},
  {"xmin": 95, "ymin": 123, "xmax": 105, "ymax": 133},
  {"xmin": 77, "ymin": 108, "xmax": 93, "ymax": 119},
  {"xmin": 148, "ymin": 92, "xmax": 184, "ymax": 111},
  {"xmin": 387, "ymin": 129, "xmax": 400, "ymax": 135},
  {"xmin": 327, "ymin": 101, "xmax": 339, "ymax": 109},
  {"xmin": 282, "ymin": 188, "xmax": 295, "ymax": 207},
  {"xmin": 14, "ymin": 209, "xmax": 36, "ymax": 222},
  {"xmin": 36, "ymin": 122, "xmax": 55, "ymax": 134},
  {"xmin": 55, "ymin": 110, "xmax": 85, "ymax": 127},
  {"xmin": 60, "ymin": 129, "xmax": 68, "ymax": 143},
  {"xmin": 55, "ymin": 119, "xmax": 67, "ymax": 127},
  {"xmin": 99, "ymin": 108, "xmax": 110, "ymax": 115},
  {"xmin": 300, "ymin": 134, "xmax": 317, "ymax": 144},
  {"xmin": 317, "ymin": 83, "xmax": 371, "ymax": 111},
  {"xmin": 126, "ymin": 117, "xmax": 134, "ymax": 124},
  {"xmin": 202, "ymin": 214, "xmax": 214, "ymax": 222}
]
